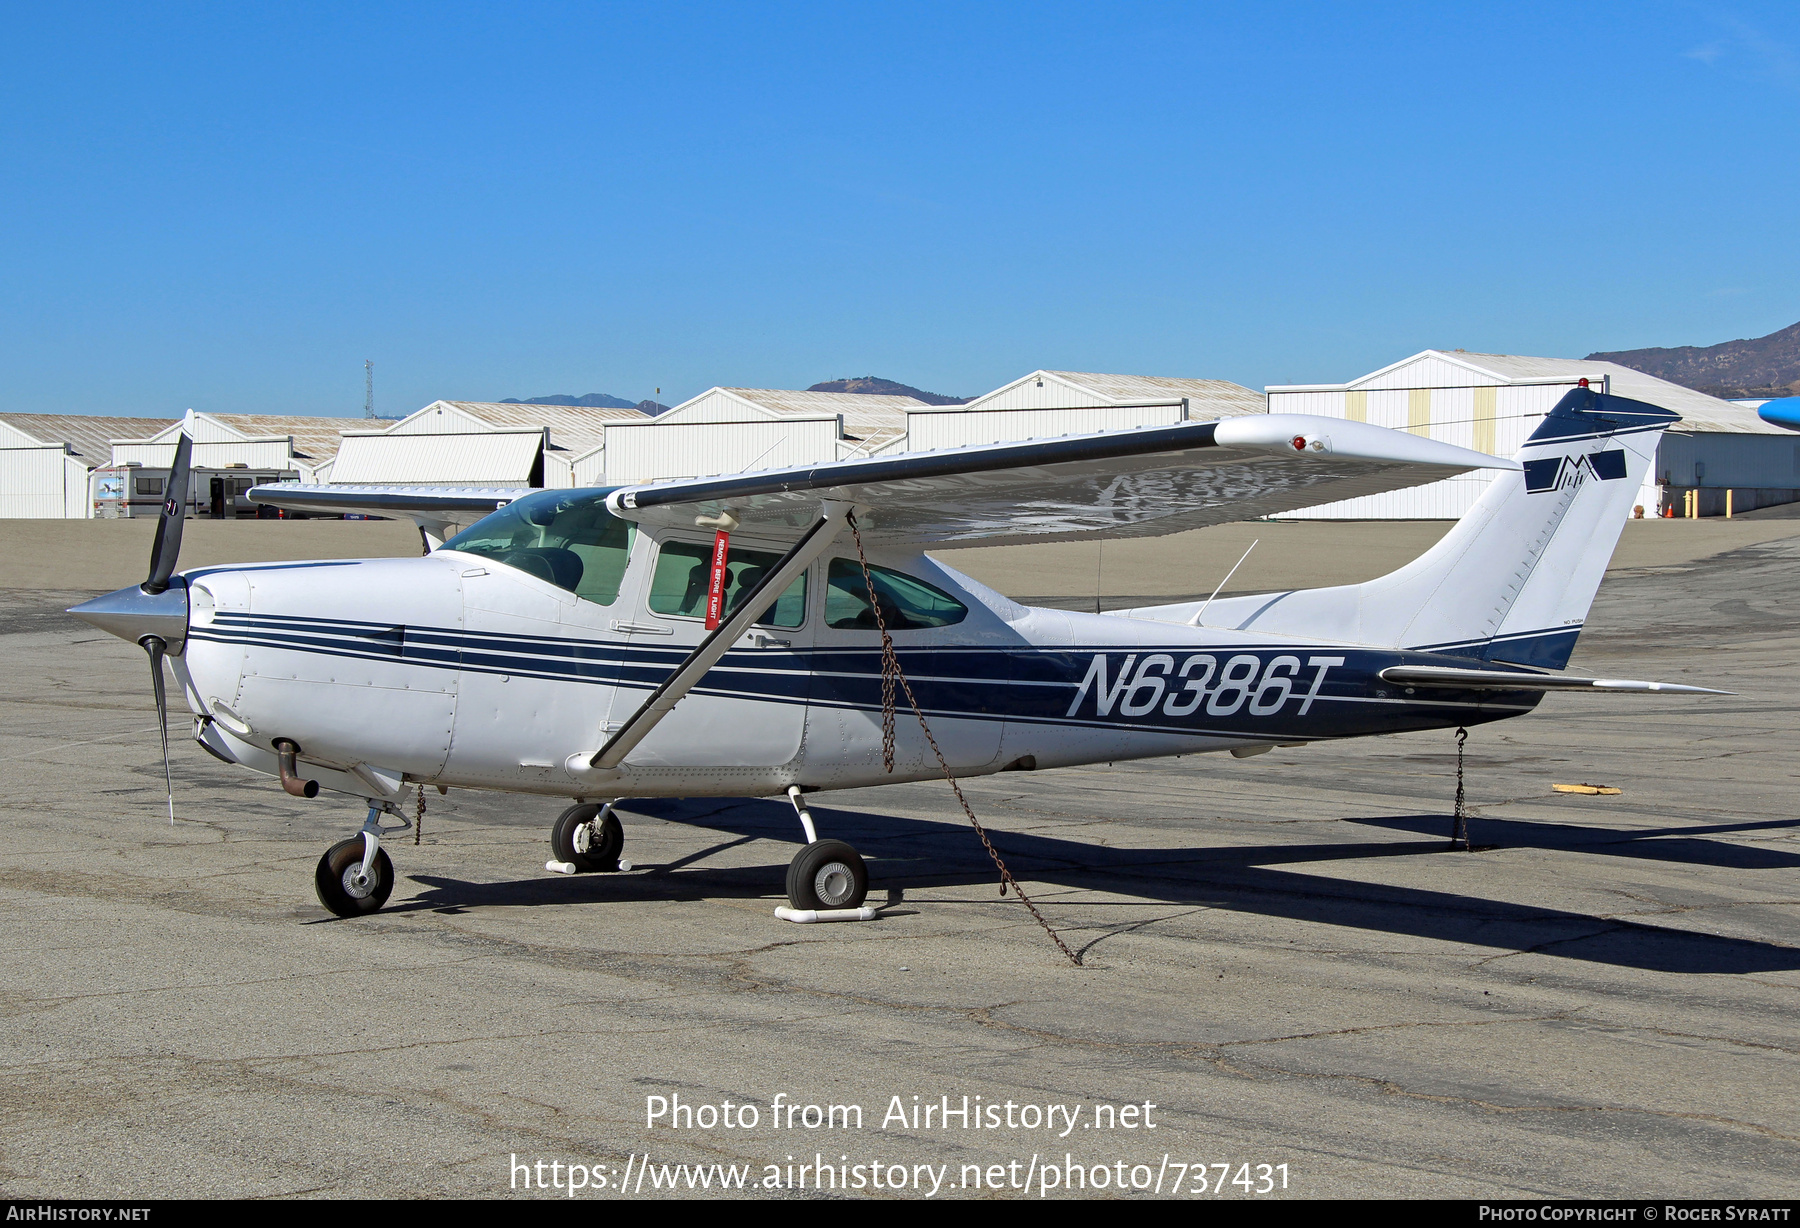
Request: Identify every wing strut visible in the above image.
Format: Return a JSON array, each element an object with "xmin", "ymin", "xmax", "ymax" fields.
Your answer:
[{"xmin": 569, "ymin": 501, "xmax": 854, "ymax": 780}]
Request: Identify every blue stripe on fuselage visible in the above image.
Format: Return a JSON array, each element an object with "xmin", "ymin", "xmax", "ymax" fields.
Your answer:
[{"xmin": 196, "ymin": 613, "xmax": 1543, "ymax": 742}]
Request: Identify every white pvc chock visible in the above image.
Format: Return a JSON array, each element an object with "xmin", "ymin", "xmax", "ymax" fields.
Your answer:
[
  {"xmin": 546, "ymin": 860, "xmax": 578, "ymax": 875},
  {"xmin": 774, "ymin": 905, "xmax": 879, "ymax": 924}
]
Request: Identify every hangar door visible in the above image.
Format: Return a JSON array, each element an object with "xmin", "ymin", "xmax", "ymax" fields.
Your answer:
[
  {"xmin": 330, "ymin": 431, "xmax": 545, "ymax": 486},
  {"xmin": 0, "ymin": 446, "xmax": 83, "ymax": 518}
]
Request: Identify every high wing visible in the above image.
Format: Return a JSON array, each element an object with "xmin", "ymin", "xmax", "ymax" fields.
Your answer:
[
  {"xmin": 606, "ymin": 414, "xmax": 1514, "ymax": 546},
  {"xmin": 244, "ymin": 414, "xmax": 1509, "ymax": 549}
]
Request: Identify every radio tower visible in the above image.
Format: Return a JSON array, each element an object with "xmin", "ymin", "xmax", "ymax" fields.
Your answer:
[{"xmin": 364, "ymin": 360, "xmax": 375, "ymax": 418}]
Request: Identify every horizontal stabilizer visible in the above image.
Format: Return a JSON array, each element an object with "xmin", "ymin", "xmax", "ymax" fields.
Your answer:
[{"xmin": 1379, "ymin": 665, "xmax": 1729, "ymax": 695}]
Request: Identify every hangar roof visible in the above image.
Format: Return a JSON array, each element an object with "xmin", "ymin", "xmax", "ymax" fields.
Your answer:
[
  {"xmin": 203, "ymin": 415, "xmax": 362, "ymax": 461},
  {"xmin": 0, "ymin": 414, "xmax": 178, "ymax": 465},
  {"xmin": 116, "ymin": 413, "xmax": 366, "ymax": 463},
  {"xmin": 661, "ymin": 388, "xmax": 924, "ymax": 454},
  {"xmin": 952, "ymin": 371, "xmax": 1268, "ymax": 419}
]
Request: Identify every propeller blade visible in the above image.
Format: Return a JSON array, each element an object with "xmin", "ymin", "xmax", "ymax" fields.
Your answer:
[
  {"xmin": 143, "ymin": 418, "xmax": 193, "ymax": 595},
  {"xmin": 142, "ymin": 635, "xmax": 174, "ymax": 825}
]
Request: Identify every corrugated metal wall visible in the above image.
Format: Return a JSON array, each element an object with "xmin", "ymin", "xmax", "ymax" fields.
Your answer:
[
  {"xmin": 64, "ymin": 455, "xmax": 90, "ymax": 517},
  {"xmin": 1360, "ymin": 354, "xmax": 1494, "ymax": 389},
  {"xmin": 962, "ymin": 375, "xmax": 1108, "ymax": 412},
  {"xmin": 113, "ymin": 441, "xmax": 299, "ymax": 469},
  {"xmin": 907, "ymin": 404, "xmax": 1184, "ymax": 451},
  {"xmin": 329, "ymin": 432, "xmax": 544, "ymax": 485},
  {"xmin": 1659, "ymin": 433, "xmax": 1800, "ymax": 489},
  {"xmin": 570, "ymin": 449, "xmax": 608, "ymax": 488},
  {"xmin": 656, "ymin": 391, "xmax": 771, "ymax": 425},
  {"xmin": 0, "ymin": 447, "xmax": 76, "ymax": 518},
  {"xmin": 605, "ymin": 418, "xmax": 840, "ymax": 483},
  {"xmin": 386, "ymin": 405, "xmax": 488, "ymax": 435}
]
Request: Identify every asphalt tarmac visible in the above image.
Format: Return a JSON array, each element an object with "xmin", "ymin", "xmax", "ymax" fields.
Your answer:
[{"xmin": 1, "ymin": 519, "xmax": 1797, "ymax": 1199}]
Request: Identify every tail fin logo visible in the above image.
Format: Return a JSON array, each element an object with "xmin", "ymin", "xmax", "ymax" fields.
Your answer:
[{"xmin": 1523, "ymin": 449, "xmax": 1627, "ymax": 495}]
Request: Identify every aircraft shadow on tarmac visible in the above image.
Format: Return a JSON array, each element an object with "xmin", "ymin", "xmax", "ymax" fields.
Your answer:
[{"xmin": 400, "ymin": 797, "xmax": 1800, "ymax": 975}]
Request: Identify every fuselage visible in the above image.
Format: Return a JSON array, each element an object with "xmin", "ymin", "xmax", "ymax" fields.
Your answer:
[{"xmin": 169, "ymin": 511, "xmax": 1538, "ymax": 803}]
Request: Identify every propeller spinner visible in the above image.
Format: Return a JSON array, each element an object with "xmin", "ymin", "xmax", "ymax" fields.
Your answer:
[{"xmin": 68, "ymin": 416, "xmax": 196, "ymax": 824}]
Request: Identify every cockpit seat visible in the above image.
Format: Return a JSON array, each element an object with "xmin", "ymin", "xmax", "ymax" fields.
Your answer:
[{"xmin": 501, "ymin": 547, "xmax": 585, "ymax": 590}]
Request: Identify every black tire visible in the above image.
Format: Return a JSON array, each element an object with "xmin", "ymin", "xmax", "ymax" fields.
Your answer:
[
  {"xmin": 552, "ymin": 804, "xmax": 623, "ymax": 872},
  {"xmin": 786, "ymin": 839, "xmax": 868, "ymax": 911},
  {"xmin": 314, "ymin": 837, "xmax": 394, "ymax": 917}
]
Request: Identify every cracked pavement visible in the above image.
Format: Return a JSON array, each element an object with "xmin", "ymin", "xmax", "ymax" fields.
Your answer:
[{"xmin": 0, "ymin": 525, "xmax": 1796, "ymax": 1198}]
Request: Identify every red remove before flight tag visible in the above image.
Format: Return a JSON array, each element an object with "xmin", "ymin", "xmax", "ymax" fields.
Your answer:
[{"xmin": 704, "ymin": 531, "xmax": 731, "ymax": 629}]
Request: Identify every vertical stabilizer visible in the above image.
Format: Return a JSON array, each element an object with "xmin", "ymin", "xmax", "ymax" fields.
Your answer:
[{"xmin": 1147, "ymin": 388, "xmax": 1679, "ymax": 668}]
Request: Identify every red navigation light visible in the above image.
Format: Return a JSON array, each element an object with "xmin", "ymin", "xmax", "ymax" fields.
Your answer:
[
  {"xmin": 1578, "ymin": 377, "xmax": 1590, "ymax": 388},
  {"xmin": 1291, "ymin": 435, "xmax": 1307, "ymax": 451}
]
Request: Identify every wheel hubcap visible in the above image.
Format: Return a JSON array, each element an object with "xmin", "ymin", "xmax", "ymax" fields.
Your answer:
[
  {"xmin": 342, "ymin": 862, "xmax": 376, "ymax": 899},
  {"xmin": 815, "ymin": 863, "xmax": 855, "ymax": 908},
  {"xmin": 573, "ymin": 821, "xmax": 594, "ymax": 855}
]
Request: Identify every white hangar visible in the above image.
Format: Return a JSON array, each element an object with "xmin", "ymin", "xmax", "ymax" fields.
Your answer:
[
  {"xmin": 111, "ymin": 412, "xmax": 351, "ymax": 479},
  {"xmin": 1267, "ymin": 351, "xmax": 1796, "ymax": 519},
  {"xmin": 1, "ymin": 411, "xmax": 354, "ymax": 518},
  {"xmin": 326, "ymin": 401, "xmax": 649, "ymax": 489},
  {"xmin": 593, "ymin": 373, "xmax": 1268, "ymax": 486},
  {"xmin": 904, "ymin": 370, "xmax": 1266, "ymax": 451},
  {"xmin": 600, "ymin": 387, "xmax": 922, "ymax": 484},
  {"xmin": 0, "ymin": 414, "xmax": 175, "ymax": 518}
]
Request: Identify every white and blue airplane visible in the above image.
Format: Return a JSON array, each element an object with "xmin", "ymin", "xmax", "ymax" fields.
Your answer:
[{"xmin": 70, "ymin": 388, "xmax": 1721, "ymax": 919}]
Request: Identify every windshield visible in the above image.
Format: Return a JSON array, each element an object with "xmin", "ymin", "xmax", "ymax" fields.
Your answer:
[{"xmin": 445, "ymin": 489, "xmax": 635, "ymax": 606}]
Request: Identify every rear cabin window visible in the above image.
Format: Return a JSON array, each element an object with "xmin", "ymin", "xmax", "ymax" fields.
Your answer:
[
  {"xmin": 134, "ymin": 478, "xmax": 164, "ymax": 497},
  {"xmin": 648, "ymin": 540, "xmax": 807, "ymax": 629},
  {"xmin": 824, "ymin": 559, "xmax": 967, "ymax": 630},
  {"xmin": 445, "ymin": 490, "xmax": 636, "ymax": 606}
]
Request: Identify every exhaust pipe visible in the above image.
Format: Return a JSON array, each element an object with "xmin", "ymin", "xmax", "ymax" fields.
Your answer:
[{"xmin": 272, "ymin": 739, "xmax": 320, "ymax": 798}]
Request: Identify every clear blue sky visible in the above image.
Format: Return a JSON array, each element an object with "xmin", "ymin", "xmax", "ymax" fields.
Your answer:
[{"xmin": 3, "ymin": 2, "xmax": 1796, "ymax": 418}]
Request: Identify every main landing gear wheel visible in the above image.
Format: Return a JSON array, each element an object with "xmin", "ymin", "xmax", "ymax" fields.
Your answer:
[
  {"xmin": 786, "ymin": 839, "xmax": 868, "ymax": 911},
  {"xmin": 314, "ymin": 837, "xmax": 394, "ymax": 917},
  {"xmin": 552, "ymin": 803, "xmax": 624, "ymax": 872}
]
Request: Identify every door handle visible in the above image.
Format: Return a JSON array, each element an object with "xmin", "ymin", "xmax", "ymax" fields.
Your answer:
[{"xmin": 610, "ymin": 620, "xmax": 674, "ymax": 635}]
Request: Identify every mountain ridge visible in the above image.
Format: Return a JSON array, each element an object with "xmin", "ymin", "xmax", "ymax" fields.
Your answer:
[
  {"xmin": 1587, "ymin": 320, "xmax": 1800, "ymax": 400},
  {"xmin": 805, "ymin": 376, "xmax": 969, "ymax": 406},
  {"xmin": 501, "ymin": 376, "xmax": 970, "ymax": 413}
]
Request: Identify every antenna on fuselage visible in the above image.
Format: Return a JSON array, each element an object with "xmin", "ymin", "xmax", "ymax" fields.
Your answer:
[{"xmin": 1188, "ymin": 539, "xmax": 1258, "ymax": 628}]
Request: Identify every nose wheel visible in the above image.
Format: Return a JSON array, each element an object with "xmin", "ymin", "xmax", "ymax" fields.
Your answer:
[
  {"xmin": 550, "ymin": 802, "xmax": 628, "ymax": 873},
  {"xmin": 314, "ymin": 801, "xmax": 411, "ymax": 917},
  {"xmin": 315, "ymin": 835, "xmax": 394, "ymax": 916}
]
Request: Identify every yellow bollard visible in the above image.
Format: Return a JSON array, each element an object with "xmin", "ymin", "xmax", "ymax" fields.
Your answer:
[{"xmin": 1726, "ymin": 489, "xmax": 1733, "ymax": 519}]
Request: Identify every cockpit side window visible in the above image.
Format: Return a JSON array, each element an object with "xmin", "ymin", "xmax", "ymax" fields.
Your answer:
[
  {"xmin": 444, "ymin": 490, "xmax": 636, "ymax": 606},
  {"xmin": 824, "ymin": 559, "xmax": 967, "ymax": 630},
  {"xmin": 647, "ymin": 539, "xmax": 807, "ymax": 629}
]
